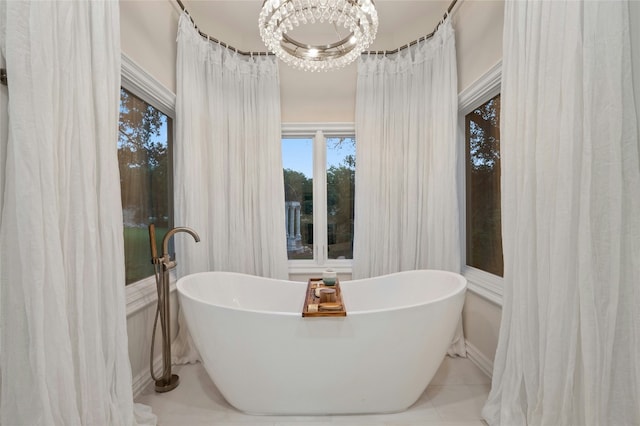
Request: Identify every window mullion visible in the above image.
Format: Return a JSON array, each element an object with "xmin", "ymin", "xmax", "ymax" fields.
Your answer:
[{"xmin": 313, "ymin": 130, "xmax": 327, "ymax": 265}]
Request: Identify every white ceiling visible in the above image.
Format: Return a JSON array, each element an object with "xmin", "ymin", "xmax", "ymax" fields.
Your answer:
[
  {"xmin": 181, "ymin": 1, "xmax": 454, "ymax": 53},
  {"xmin": 179, "ymin": 1, "xmax": 456, "ymax": 122}
]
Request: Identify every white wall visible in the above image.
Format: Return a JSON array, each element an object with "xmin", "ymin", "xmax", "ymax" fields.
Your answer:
[
  {"xmin": 120, "ymin": 0, "xmax": 179, "ymax": 93},
  {"xmin": 126, "ymin": 290, "xmax": 179, "ymax": 396},
  {"xmin": 453, "ymin": 0, "xmax": 504, "ymax": 375},
  {"xmin": 279, "ymin": 0, "xmax": 507, "ymax": 122},
  {"xmin": 120, "ymin": 0, "xmax": 181, "ymax": 395},
  {"xmin": 463, "ymin": 292, "xmax": 501, "ymax": 374},
  {"xmin": 120, "ymin": 0, "xmax": 505, "ymax": 390},
  {"xmin": 455, "ymin": 0, "xmax": 505, "ymax": 93},
  {"xmin": 119, "ymin": 0, "xmax": 505, "ymax": 122}
]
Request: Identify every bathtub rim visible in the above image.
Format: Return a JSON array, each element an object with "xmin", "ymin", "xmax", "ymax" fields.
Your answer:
[{"xmin": 177, "ymin": 269, "xmax": 467, "ymax": 317}]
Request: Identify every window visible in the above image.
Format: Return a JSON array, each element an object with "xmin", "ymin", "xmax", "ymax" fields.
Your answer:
[
  {"xmin": 282, "ymin": 125, "xmax": 355, "ymax": 270},
  {"xmin": 283, "ymin": 137, "xmax": 314, "ymax": 260},
  {"xmin": 458, "ymin": 62, "xmax": 503, "ymax": 305},
  {"xmin": 118, "ymin": 87, "xmax": 173, "ymax": 284},
  {"xmin": 465, "ymin": 93, "xmax": 503, "ymax": 277},
  {"xmin": 326, "ymin": 137, "xmax": 355, "ymax": 260}
]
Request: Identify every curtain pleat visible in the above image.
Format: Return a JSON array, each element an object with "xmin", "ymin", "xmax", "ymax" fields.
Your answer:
[
  {"xmin": 0, "ymin": 1, "xmax": 153, "ymax": 425},
  {"xmin": 174, "ymin": 12, "xmax": 287, "ymax": 279},
  {"xmin": 483, "ymin": 2, "xmax": 640, "ymax": 424},
  {"xmin": 353, "ymin": 19, "xmax": 465, "ymax": 356},
  {"xmin": 354, "ymin": 20, "xmax": 460, "ymax": 276},
  {"xmin": 173, "ymin": 14, "xmax": 288, "ymax": 362}
]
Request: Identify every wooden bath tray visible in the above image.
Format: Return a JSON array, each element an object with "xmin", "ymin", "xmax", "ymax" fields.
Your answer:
[{"xmin": 302, "ymin": 278, "xmax": 347, "ymax": 317}]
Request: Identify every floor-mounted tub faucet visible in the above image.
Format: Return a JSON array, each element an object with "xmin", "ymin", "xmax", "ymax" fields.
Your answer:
[
  {"xmin": 148, "ymin": 224, "xmax": 200, "ymax": 393},
  {"xmin": 159, "ymin": 227, "xmax": 201, "ymax": 270}
]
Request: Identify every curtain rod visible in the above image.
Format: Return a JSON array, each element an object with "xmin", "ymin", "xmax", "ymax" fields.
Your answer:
[
  {"xmin": 0, "ymin": 0, "xmax": 461, "ymax": 85},
  {"xmin": 363, "ymin": 0, "xmax": 459, "ymax": 55},
  {"xmin": 176, "ymin": 0, "xmax": 274, "ymax": 56},
  {"xmin": 176, "ymin": 0, "xmax": 459, "ymax": 58}
]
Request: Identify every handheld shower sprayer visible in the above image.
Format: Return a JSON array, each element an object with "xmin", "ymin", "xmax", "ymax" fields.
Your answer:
[{"xmin": 148, "ymin": 224, "xmax": 200, "ymax": 393}]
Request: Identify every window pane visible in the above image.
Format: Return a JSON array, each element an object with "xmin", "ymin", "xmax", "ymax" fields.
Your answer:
[
  {"xmin": 282, "ymin": 138, "xmax": 314, "ymax": 260},
  {"xmin": 327, "ymin": 137, "xmax": 355, "ymax": 260},
  {"xmin": 466, "ymin": 94, "xmax": 503, "ymax": 276},
  {"xmin": 119, "ymin": 87, "xmax": 172, "ymax": 284}
]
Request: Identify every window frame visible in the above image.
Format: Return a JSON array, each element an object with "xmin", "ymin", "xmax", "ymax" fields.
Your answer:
[
  {"xmin": 458, "ymin": 61, "xmax": 503, "ymax": 306},
  {"xmin": 282, "ymin": 123, "xmax": 355, "ymax": 275},
  {"xmin": 121, "ymin": 54, "xmax": 177, "ymax": 314}
]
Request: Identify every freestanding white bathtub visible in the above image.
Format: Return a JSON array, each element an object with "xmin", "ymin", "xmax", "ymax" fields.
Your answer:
[{"xmin": 177, "ymin": 270, "xmax": 466, "ymax": 415}]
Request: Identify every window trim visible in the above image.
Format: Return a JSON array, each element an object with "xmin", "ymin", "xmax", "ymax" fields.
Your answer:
[
  {"xmin": 121, "ymin": 55, "xmax": 175, "ymax": 117},
  {"xmin": 458, "ymin": 61, "xmax": 503, "ymax": 306},
  {"xmin": 282, "ymin": 123, "xmax": 355, "ymax": 275},
  {"xmin": 122, "ymin": 54, "xmax": 177, "ymax": 314}
]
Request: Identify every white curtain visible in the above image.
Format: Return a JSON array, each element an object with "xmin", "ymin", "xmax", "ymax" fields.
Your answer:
[
  {"xmin": 0, "ymin": 2, "xmax": 155, "ymax": 425},
  {"xmin": 174, "ymin": 13, "xmax": 287, "ymax": 279},
  {"xmin": 173, "ymin": 13, "xmax": 288, "ymax": 361},
  {"xmin": 483, "ymin": 1, "xmax": 640, "ymax": 425},
  {"xmin": 354, "ymin": 19, "xmax": 465, "ymax": 356},
  {"xmin": 0, "ymin": 10, "xmax": 7, "ymax": 390}
]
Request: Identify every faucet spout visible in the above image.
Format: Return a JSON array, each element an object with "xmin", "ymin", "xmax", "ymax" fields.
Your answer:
[{"xmin": 162, "ymin": 226, "xmax": 201, "ymax": 258}]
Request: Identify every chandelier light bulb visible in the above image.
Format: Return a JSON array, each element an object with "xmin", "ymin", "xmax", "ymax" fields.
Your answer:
[{"xmin": 259, "ymin": 0, "xmax": 379, "ymax": 72}]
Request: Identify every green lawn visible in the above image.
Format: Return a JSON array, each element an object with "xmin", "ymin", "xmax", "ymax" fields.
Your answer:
[{"xmin": 124, "ymin": 226, "xmax": 167, "ymax": 285}]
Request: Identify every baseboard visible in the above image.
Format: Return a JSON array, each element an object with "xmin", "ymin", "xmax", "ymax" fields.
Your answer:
[
  {"xmin": 132, "ymin": 354, "xmax": 163, "ymax": 399},
  {"xmin": 465, "ymin": 339, "xmax": 494, "ymax": 379}
]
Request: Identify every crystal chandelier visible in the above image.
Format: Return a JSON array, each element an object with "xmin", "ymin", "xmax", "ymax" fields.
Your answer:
[{"xmin": 259, "ymin": 0, "xmax": 378, "ymax": 72}]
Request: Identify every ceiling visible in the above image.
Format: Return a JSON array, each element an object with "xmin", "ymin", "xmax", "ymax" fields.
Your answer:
[
  {"xmin": 178, "ymin": 1, "xmax": 456, "ymax": 122},
  {"xmin": 181, "ymin": 1, "xmax": 455, "ymax": 54}
]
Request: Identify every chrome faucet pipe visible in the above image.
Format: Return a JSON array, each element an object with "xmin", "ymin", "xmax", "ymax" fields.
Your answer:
[
  {"xmin": 162, "ymin": 227, "xmax": 200, "ymax": 260},
  {"xmin": 148, "ymin": 224, "xmax": 200, "ymax": 393}
]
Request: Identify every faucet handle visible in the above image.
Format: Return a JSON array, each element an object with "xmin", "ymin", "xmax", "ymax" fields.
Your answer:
[
  {"xmin": 148, "ymin": 224, "xmax": 161, "ymax": 264},
  {"xmin": 162, "ymin": 258, "xmax": 177, "ymax": 271}
]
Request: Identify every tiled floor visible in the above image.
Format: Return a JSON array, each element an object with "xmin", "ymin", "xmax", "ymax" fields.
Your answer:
[{"xmin": 136, "ymin": 357, "xmax": 491, "ymax": 426}]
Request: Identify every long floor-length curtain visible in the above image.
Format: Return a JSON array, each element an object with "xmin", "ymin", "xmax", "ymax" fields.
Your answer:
[
  {"xmin": 0, "ymin": 55, "xmax": 6, "ymax": 239},
  {"xmin": 0, "ymin": 2, "xmax": 155, "ymax": 425},
  {"xmin": 0, "ymin": 19, "xmax": 7, "ymax": 386},
  {"xmin": 483, "ymin": 2, "xmax": 640, "ymax": 425},
  {"xmin": 173, "ymin": 13, "xmax": 288, "ymax": 360},
  {"xmin": 174, "ymin": 12, "xmax": 287, "ymax": 280},
  {"xmin": 354, "ymin": 19, "xmax": 465, "ymax": 356}
]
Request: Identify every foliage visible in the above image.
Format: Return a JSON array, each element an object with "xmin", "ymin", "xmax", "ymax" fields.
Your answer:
[
  {"xmin": 466, "ymin": 94, "xmax": 503, "ymax": 276},
  {"xmin": 118, "ymin": 88, "xmax": 170, "ymax": 228},
  {"xmin": 123, "ymin": 226, "xmax": 167, "ymax": 284},
  {"xmin": 326, "ymin": 163, "xmax": 354, "ymax": 242},
  {"xmin": 283, "ymin": 168, "xmax": 313, "ymax": 215},
  {"xmin": 118, "ymin": 89, "xmax": 167, "ymax": 167},
  {"xmin": 283, "ymin": 138, "xmax": 355, "ymax": 258},
  {"xmin": 468, "ymin": 96, "xmax": 500, "ymax": 171}
]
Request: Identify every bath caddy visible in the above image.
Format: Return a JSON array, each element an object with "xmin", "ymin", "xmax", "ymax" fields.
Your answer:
[{"xmin": 302, "ymin": 278, "xmax": 347, "ymax": 317}]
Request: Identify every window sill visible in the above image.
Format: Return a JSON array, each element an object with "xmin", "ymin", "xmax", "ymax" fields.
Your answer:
[
  {"xmin": 287, "ymin": 260, "xmax": 353, "ymax": 276},
  {"xmin": 125, "ymin": 270, "xmax": 177, "ymax": 317},
  {"xmin": 462, "ymin": 266, "xmax": 503, "ymax": 306}
]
